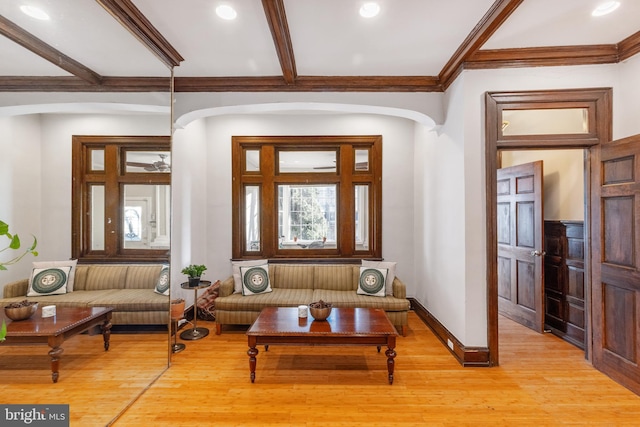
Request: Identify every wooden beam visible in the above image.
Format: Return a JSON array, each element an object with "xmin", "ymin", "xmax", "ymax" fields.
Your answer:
[
  {"xmin": 262, "ymin": 0, "xmax": 297, "ymax": 84},
  {"xmin": 466, "ymin": 45, "xmax": 619, "ymax": 69},
  {"xmin": 0, "ymin": 76, "xmax": 170, "ymax": 92},
  {"xmin": 438, "ymin": 0, "xmax": 524, "ymax": 89},
  {"xmin": 618, "ymin": 30, "xmax": 640, "ymax": 62},
  {"xmin": 96, "ymin": 0, "xmax": 184, "ymax": 68},
  {"xmin": 174, "ymin": 75, "xmax": 441, "ymax": 92},
  {"xmin": 0, "ymin": 15, "xmax": 102, "ymax": 85}
]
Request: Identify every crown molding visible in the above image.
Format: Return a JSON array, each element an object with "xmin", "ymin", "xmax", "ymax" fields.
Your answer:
[{"xmin": 466, "ymin": 45, "xmax": 619, "ymax": 69}]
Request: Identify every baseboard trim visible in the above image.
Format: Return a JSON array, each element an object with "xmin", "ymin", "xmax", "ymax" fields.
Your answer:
[{"xmin": 409, "ymin": 298, "xmax": 491, "ymax": 367}]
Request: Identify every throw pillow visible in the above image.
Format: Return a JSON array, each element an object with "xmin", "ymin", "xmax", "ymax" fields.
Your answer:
[
  {"xmin": 240, "ymin": 264, "xmax": 272, "ymax": 296},
  {"xmin": 197, "ymin": 280, "xmax": 221, "ymax": 320},
  {"xmin": 154, "ymin": 264, "xmax": 170, "ymax": 295},
  {"xmin": 232, "ymin": 259, "xmax": 268, "ymax": 293},
  {"xmin": 361, "ymin": 260, "xmax": 396, "ymax": 296},
  {"xmin": 28, "ymin": 266, "xmax": 72, "ymax": 296},
  {"xmin": 32, "ymin": 259, "xmax": 78, "ymax": 292},
  {"xmin": 357, "ymin": 267, "xmax": 388, "ymax": 298}
]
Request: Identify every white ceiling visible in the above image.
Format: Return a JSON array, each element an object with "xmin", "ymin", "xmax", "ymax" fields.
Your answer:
[{"xmin": 0, "ymin": 0, "xmax": 638, "ymax": 83}]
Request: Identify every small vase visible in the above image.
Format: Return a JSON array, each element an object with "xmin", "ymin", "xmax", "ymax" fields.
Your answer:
[
  {"xmin": 170, "ymin": 300, "xmax": 185, "ymax": 319},
  {"xmin": 188, "ymin": 277, "xmax": 201, "ymax": 287}
]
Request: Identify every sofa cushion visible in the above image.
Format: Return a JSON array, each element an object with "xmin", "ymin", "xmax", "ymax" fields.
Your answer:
[
  {"xmin": 232, "ymin": 259, "xmax": 268, "ymax": 293},
  {"xmin": 215, "ymin": 288, "xmax": 313, "ymax": 312},
  {"xmin": 312, "ymin": 289, "xmax": 411, "ymax": 312},
  {"xmin": 126, "ymin": 264, "xmax": 163, "ymax": 289},
  {"xmin": 357, "ymin": 267, "xmax": 387, "ymax": 297},
  {"xmin": 27, "ymin": 266, "xmax": 71, "ymax": 296},
  {"xmin": 154, "ymin": 265, "xmax": 170, "ymax": 295},
  {"xmin": 32, "ymin": 259, "xmax": 78, "ymax": 292},
  {"xmin": 83, "ymin": 265, "xmax": 129, "ymax": 291},
  {"xmin": 271, "ymin": 264, "xmax": 315, "ymax": 289},
  {"xmin": 361, "ymin": 260, "xmax": 396, "ymax": 296},
  {"xmin": 86, "ymin": 289, "xmax": 168, "ymax": 312},
  {"xmin": 313, "ymin": 265, "xmax": 358, "ymax": 291},
  {"xmin": 2, "ymin": 290, "xmax": 118, "ymax": 308},
  {"xmin": 240, "ymin": 264, "xmax": 272, "ymax": 295}
]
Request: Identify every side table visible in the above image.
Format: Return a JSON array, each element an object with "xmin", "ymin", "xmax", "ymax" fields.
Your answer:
[{"xmin": 180, "ymin": 280, "xmax": 211, "ymax": 340}]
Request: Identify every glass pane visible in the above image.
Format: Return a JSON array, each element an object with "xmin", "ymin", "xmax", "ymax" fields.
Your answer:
[
  {"xmin": 245, "ymin": 149, "xmax": 260, "ymax": 172},
  {"xmin": 355, "ymin": 185, "xmax": 369, "ymax": 251},
  {"xmin": 90, "ymin": 149, "xmax": 104, "ymax": 171},
  {"xmin": 123, "ymin": 184, "xmax": 171, "ymax": 249},
  {"xmin": 245, "ymin": 186, "xmax": 260, "ymax": 252},
  {"xmin": 278, "ymin": 184, "xmax": 336, "ymax": 249},
  {"xmin": 91, "ymin": 185, "xmax": 105, "ymax": 251},
  {"xmin": 502, "ymin": 108, "xmax": 588, "ymax": 136},
  {"xmin": 279, "ymin": 151, "xmax": 337, "ymax": 173},
  {"xmin": 355, "ymin": 149, "xmax": 369, "ymax": 171},
  {"xmin": 125, "ymin": 151, "xmax": 171, "ymax": 173}
]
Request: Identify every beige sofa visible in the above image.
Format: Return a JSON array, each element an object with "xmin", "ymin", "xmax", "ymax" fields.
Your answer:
[
  {"xmin": 215, "ymin": 263, "xmax": 410, "ymax": 335},
  {"xmin": 1, "ymin": 264, "xmax": 169, "ymax": 326}
]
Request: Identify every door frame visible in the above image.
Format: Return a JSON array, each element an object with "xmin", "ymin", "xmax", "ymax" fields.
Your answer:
[{"xmin": 485, "ymin": 88, "xmax": 612, "ymax": 366}]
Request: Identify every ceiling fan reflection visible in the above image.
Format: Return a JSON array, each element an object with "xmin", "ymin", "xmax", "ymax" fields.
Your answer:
[{"xmin": 126, "ymin": 154, "xmax": 171, "ymax": 172}]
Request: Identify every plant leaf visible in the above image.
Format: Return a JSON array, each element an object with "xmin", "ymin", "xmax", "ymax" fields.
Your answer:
[
  {"xmin": 0, "ymin": 320, "xmax": 7, "ymax": 341},
  {"xmin": 0, "ymin": 220, "xmax": 8, "ymax": 236},
  {"xmin": 9, "ymin": 234, "xmax": 21, "ymax": 250},
  {"xmin": 28, "ymin": 236, "xmax": 38, "ymax": 251}
]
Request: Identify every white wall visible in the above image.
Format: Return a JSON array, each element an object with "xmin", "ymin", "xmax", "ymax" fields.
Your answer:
[{"xmin": 171, "ymin": 113, "xmax": 417, "ymax": 305}]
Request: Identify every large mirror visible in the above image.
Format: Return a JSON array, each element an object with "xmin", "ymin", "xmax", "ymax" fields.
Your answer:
[{"xmin": 0, "ymin": 2, "xmax": 172, "ymax": 425}]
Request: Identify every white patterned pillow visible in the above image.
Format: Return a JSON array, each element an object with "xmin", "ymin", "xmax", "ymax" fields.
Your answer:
[
  {"xmin": 232, "ymin": 259, "xmax": 268, "ymax": 293},
  {"xmin": 357, "ymin": 267, "xmax": 388, "ymax": 298},
  {"xmin": 361, "ymin": 260, "xmax": 396, "ymax": 295},
  {"xmin": 240, "ymin": 264, "xmax": 272, "ymax": 296},
  {"xmin": 154, "ymin": 264, "xmax": 170, "ymax": 295},
  {"xmin": 32, "ymin": 259, "xmax": 78, "ymax": 292},
  {"xmin": 28, "ymin": 266, "xmax": 72, "ymax": 296}
]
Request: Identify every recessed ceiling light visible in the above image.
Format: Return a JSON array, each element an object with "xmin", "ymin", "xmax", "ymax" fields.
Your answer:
[
  {"xmin": 20, "ymin": 5, "xmax": 50, "ymax": 20},
  {"xmin": 216, "ymin": 5, "xmax": 237, "ymax": 20},
  {"xmin": 359, "ymin": 2, "xmax": 380, "ymax": 18},
  {"xmin": 592, "ymin": 1, "xmax": 620, "ymax": 16}
]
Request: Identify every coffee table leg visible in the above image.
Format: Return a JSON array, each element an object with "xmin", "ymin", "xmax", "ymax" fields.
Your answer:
[
  {"xmin": 247, "ymin": 346, "xmax": 259, "ymax": 383},
  {"xmin": 48, "ymin": 346, "xmax": 63, "ymax": 383},
  {"xmin": 102, "ymin": 318, "xmax": 112, "ymax": 351}
]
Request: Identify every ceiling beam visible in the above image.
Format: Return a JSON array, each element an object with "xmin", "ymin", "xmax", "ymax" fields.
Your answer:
[
  {"xmin": 0, "ymin": 76, "xmax": 170, "ymax": 92},
  {"xmin": 262, "ymin": 0, "xmax": 297, "ymax": 84},
  {"xmin": 466, "ymin": 45, "xmax": 619, "ymax": 69},
  {"xmin": 96, "ymin": 0, "xmax": 184, "ymax": 68},
  {"xmin": 174, "ymin": 76, "xmax": 441, "ymax": 92},
  {"xmin": 618, "ymin": 31, "xmax": 640, "ymax": 62},
  {"xmin": 439, "ymin": 0, "xmax": 524, "ymax": 89},
  {"xmin": 0, "ymin": 15, "xmax": 102, "ymax": 85}
]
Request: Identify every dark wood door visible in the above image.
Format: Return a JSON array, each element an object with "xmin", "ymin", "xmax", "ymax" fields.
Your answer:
[
  {"xmin": 497, "ymin": 161, "xmax": 545, "ymax": 332},
  {"xmin": 591, "ymin": 134, "xmax": 640, "ymax": 394}
]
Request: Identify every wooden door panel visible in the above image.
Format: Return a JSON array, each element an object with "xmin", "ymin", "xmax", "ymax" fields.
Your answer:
[
  {"xmin": 592, "ymin": 134, "xmax": 640, "ymax": 394},
  {"xmin": 497, "ymin": 161, "xmax": 544, "ymax": 332}
]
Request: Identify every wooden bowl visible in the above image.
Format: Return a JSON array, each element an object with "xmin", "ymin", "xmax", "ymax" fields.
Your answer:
[
  {"xmin": 308, "ymin": 303, "xmax": 332, "ymax": 321},
  {"xmin": 4, "ymin": 302, "xmax": 38, "ymax": 321}
]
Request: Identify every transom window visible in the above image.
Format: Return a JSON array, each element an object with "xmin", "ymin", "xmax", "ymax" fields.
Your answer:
[
  {"xmin": 72, "ymin": 136, "xmax": 170, "ymax": 262},
  {"xmin": 232, "ymin": 135, "xmax": 382, "ymax": 259}
]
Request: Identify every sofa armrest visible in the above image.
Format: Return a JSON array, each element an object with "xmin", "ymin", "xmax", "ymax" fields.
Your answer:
[
  {"xmin": 219, "ymin": 276, "xmax": 235, "ymax": 297},
  {"xmin": 392, "ymin": 277, "xmax": 407, "ymax": 299},
  {"xmin": 3, "ymin": 279, "xmax": 29, "ymax": 298}
]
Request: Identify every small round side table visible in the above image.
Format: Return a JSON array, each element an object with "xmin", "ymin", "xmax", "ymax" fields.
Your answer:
[{"xmin": 180, "ymin": 280, "xmax": 211, "ymax": 340}]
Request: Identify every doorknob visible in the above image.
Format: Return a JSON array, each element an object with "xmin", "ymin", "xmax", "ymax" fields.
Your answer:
[{"xmin": 531, "ymin": 250, "xmax": 546, "ymax": 257}]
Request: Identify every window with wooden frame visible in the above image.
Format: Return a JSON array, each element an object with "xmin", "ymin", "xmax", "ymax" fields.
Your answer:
[
  {"xmin": 72, "ymin": 136, "xmax": 171, "ymax": 262},
  {"xmin": 232, "ymin": 135, "xmax": 382, "ymax": 260}
]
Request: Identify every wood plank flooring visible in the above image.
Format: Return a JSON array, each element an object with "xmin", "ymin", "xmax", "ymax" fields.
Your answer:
[{"xmin": 114, "ymin": 312, "xmax": 640, "ymax": 426}]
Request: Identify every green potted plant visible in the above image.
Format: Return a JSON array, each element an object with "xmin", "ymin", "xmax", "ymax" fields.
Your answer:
[{"xmin": 181, "ymin": 264, "xmax": 207, "ymax": 287}]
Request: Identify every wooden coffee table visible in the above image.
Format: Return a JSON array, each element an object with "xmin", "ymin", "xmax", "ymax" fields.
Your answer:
[
  {"xmin": 1, "ymin": 306, "xmax": 113, "ymax": 383},
  {"xmin": 246, "ymin": 307, "xmax": 398, "ymax": 384}
]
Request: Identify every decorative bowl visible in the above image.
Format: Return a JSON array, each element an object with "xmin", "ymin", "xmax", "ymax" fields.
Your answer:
[
  {"xmin": 308, "ymin": 301, "xmax": 332, "ymax": 321},
  {"xmin": 4, "ymin": 301, "xmax": 38, "ymax": 321}
]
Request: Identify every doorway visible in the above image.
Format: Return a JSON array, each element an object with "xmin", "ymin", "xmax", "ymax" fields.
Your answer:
[
  {"xmin": 485, "ymin": 88, "xmax": 613, "ymax": 367},
  {"xmin": 498, "ymin": 149, "xmax": 587, "ymax": 351}
]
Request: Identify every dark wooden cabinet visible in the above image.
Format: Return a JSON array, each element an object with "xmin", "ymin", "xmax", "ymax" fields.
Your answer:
[{"xmin": 544, "ymin": 221, "xmax": 585, "ymax": 349}]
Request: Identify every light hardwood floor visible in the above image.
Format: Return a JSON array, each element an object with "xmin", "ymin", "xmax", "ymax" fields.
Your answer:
[{"xmin": 113, "ymin": 312, "xmax": 640, "ymax": 426}]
